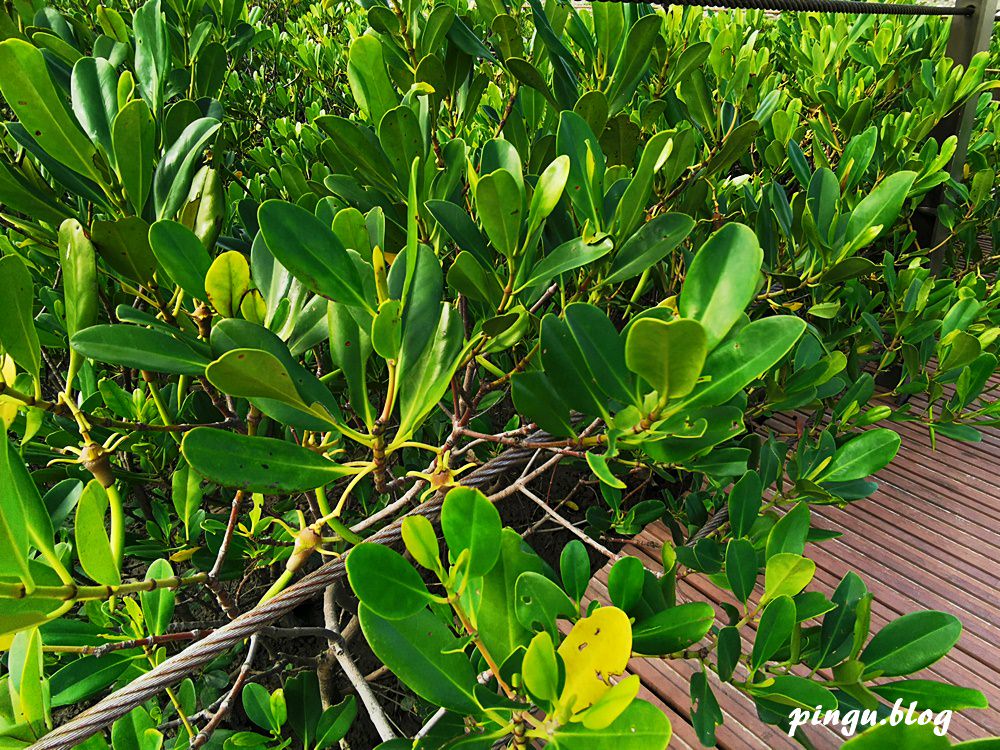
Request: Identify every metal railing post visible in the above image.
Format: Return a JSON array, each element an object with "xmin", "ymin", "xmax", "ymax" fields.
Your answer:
[{"xmin": 924, "ymin": 0, "xmax": 998, "ymax": 266}]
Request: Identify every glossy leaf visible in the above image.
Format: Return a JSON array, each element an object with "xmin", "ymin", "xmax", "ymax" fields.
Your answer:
[
  {"xmin": 625, "ymin": 318, "xmax": 707, "ymax": 400},
  {"xmin": 141, "ymin": 559, "xmax": 175, "ymax": 636},
  {"xmin": 631, "ymin": 602, "xmax": 715, "ymax": 656},
  {"xmin": 74, "ymin": 480, "xmax": 120, "ymax": 586},
  {"xmin": 58, "ymin": 219, "xmax": 98, "ymax": 338},
  {"xmin": 181, "ymin": 428, "xmax": 353, "ymax": 493},
  {"xmin": 0, "ymin": 255, "xmax": 41, "ymax": 380},
  {"xmin": 148, "ymin": 220, "xmax": 212, "ymax": 300},
  {"xmin": 604, "ymin": 212, "xmax": 694, "ymax": 286},
  {"xmin": 258, "ymin": 200, "xmax": 371, "ymax": 312},
  {"xmin": 679, "ymin": 223, "xmax": 763, "ymax": 350},
  {"xmin": 750, "ymin": 595, "xmax": 796, "ymax": 671},
  {"xmin": 90, "ymin": 217, "xmax": 158, "ymax": 284},
  {"xmin": 682, "ymin": 316, "xmax": 806, "ymax": 410},
  {"xmin": 861, "ymin": 611, "xmax": 962, "ymax": 678},
  {"xmin": 112, "ymin": 99, "xmax": 155, "ymax": 215},
  {"xmin": 358, "ymin": 605, "xmax": 479, "ymax": 715},
  {"xmin": 762, "ymin": 553, "xmax": 816, "ymax": 603},
  {"xmin": 552, "ymin": 699, "xmax": 670, "ymax": 749},
  {"xmin": 346, "ymin": 544, "xmax": 432, "ymax": 620},
  {"xmin": 72, "ymin": 325, "xmax": 210, "ymax": 375},
  {"xmin": 205, "ymin": 251, "xmax": 251, "ymax": 318},
  {"xmin": 817, "ymin": 429, "xmax": 901, "ymax": 483},
  {"xmin": 440, "ymin": 486, "xmax": 502, "ymax": 578},
  {"xmin": 0, "ymin": 39, "xmax": 100, "ymax": 181}
]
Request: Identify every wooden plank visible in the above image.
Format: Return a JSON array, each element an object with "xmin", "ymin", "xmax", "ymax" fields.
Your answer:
[{"xmin": 584, "ymin": 414, "xmax": 1000, "ymax": 747}]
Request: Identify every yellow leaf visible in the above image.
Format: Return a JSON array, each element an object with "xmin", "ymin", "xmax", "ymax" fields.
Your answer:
[
  {"xmin": 169, "ymin": 546, "xmax": 201, "ymax": 562},
  {"xmin": 205, "ymin": 250, "xmax": 250, "ymax": 318},
  {"xmin": 557, "ymin": 606, "xmax": 632, "ymax": 714}
]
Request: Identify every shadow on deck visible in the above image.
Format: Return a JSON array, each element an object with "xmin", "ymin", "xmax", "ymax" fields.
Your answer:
[{"xmin": 592, "ymin": 416, "xmax": 1000, "ymax": 748}]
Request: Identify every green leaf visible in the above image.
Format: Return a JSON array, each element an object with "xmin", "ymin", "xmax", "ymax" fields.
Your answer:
[
  {"xmin": 59, "ymin": 219, "xmax": 98, "ymax": 339},
  {"xmin": 559, "ymin": 540, "xmax": 590, "ymax": 603},
  {"xmin": 522, "ymin": 631, "xmax": 560, "ymax": 703},
  {"xmin": 585, "ymin": 452, "xmax": 625, "ymax": 489},
  {"xmin": 180, "ymin": 428, "xmax": 353, "ymax": 493},
  {"xmin": 153, "ymin": 117, "xmax": 221, "ymax": 220},
  {"xmin": 729, "ymin": 470, "xmax": 762, "ymax": 538},
  {"xmin": 70, "ymin": 57, "xmax": 118, "ymax": 160},
  {"xmin": 551, "ymin": 699, "xmax": 670, "ymax": 750},
  {"xmin": 401, "ymin": 516, "xmax": 440, "ymax": 572},
  {"xmin": 370, "ymin": 299, "xmax": 402, "ymax": 361},
  {"xmin": 71, "ymin": 325, "xmax": 210, "ymax": 375},
  {"xmin": 446, "ymin": 251, "xmax": 503, "ymax": 307},
  {"xmin": 765, "ymin": 502, "xmax": 810, "ymax": 559},
  {"xmin": 817, "ymin": 429, "xmax": 901, "ymax": 483},
  {"xmin": 359, "ymin": 605, "xmax": 479, "ymax": 715},
  {"xmin": 679, "ymin": 223, "xmax": 763, "ymax": 350},
  {"xmin": 0, "ymin": 39, "xmax": 101, "ymax": 182},
  {"xmin": 607, "ymin": 557, "xmax": 645, "ymax": 613},
  {"xmin": 725, "ymin": 538, "xmax": 757, "ymax": 605},
  {"xmin": 50, "ymin": 652, "xmax": 134, "ymax": 708},
  {"xmin": 861, "ymin": 611, "xmax": 962, "ymax": 678},
  {"xmin": 258, "ymin": 200, "xmax": 371, "ymax": 313},
  {"xmin": 133, "ymin": 0, "xmax": 170, "ymax": 114},
  {"xmin": 604, "ymin": 212, "xmax": 694, "ymax": 286},
  {"xmin": 140, "ymin": 559, "xmax": 175, "ymax": 636},
  {"xmin": 762, "ymin": 553, "xmax": 815, "ymax": 603},
  {"xmin": 90, "ymin": 217, "xmax": 158, "ymax": 285},
  {"xmin": 346, "ymin": 544, "xmax": 432, "ymax": 620},
  {"xmin": 564, "ymin": 303, "xmax": 635, "ymax": 406},
  {"xmin": 870, "ymin": 679, "xmax": 987, "ymax": 712},
  {"xmin": 625, "ymin": 318, "xmax": 707, "ymax": 400},
  {"xmin": 73, "ymin": 480, "xmax": 120, "ymax": 586},
  {"xmin": 557, "ymin": 111, "xmax": 605, "ymax": 230},
  {"xmin": 396, "ymin": 304, "xmax": 465, "ymax": 440},
  {"xmin": 841, "ymin": 722, "xmax": 951, "ymax": 750},
  {"xmin": 525, "ymin": 155, "xmax": 569, "ymax": 239},
  {"xmin": 511, "ymin": 371, "xmax": 575, "ymax": 437},
  {"xmin": 716, "ymin": 626, "xmax": 741, "ymax": 682},
  {"xmin": 314, "ymin": 696, "xmax": 357, "ymax": 749},
  {"xmin": 205, "ymin": 251, "xmax": 251, "ymax": 318},
  {"xmin": 605, "ymin": 14, "xmax": 661, "ymax": 112},
  {"xmin": 440, "ymin": 486, "xmax": 502, "ymax": 578},
  {"xmin": 843, "ymin": 171, "xmax": 917, "ymax": 256},
  {"xmin": 682, "ymin": 316, "xmax": 806, "ymax": 410},
  {"xmin": 581, "ymin": 674, "xmax": 641, "ymax": 730},
  {"xmin": 750, "ymin": 596, "xmax": 795, "ymax": 671},
  {"xmin": 475, "ymin": 169, "xmax": 523, "ymax": 259},
  {"xmin": 631, "ymin": 602, "xmax": 715, "ymax": 655},
  {"xmin": 476, "ymin": 528, "xmax": 547, "ymax": 664},
  {"xmin": 611, "ymin": 131, "xmax": 673, "ymax": 238},
  {"xmin": 747, "ymin": 674, "xmax": 837, "ymax": 711},
  {"xmin": 0, "ymin": 430, "xmax": 55, "ymax": 591},
  {"xmin": 212, "ymin": 318, "xmax": 343, "ymax": 431},
  {"xmin": 171, "ymin": 459, "xmax": 203, "ymax": 542},
  {"xmin": 518, "ymin": 236, "xmax": 613, "ymax": 292},
  {"xmin": 515, "ymin": 571, "xmax": 577, "ymax": 637},
  {"xmin": 347, "ymin": 34, "xmax": 399, "ymax": 126},
  {"xmin": 8, "ymin": 627, "xmax": 49, "ymax": 734},
  {"xmin": 0, "ymin": 255, "xmax": 41, "ymax": 381},
  {"xmin": 112, "ymin": 99, "xmax": 156, "ymax": 215},
  {"xmin": 148, "ymin": 220, "xmax": 211, "ymax": 301},
  {"xmin": 242, "ymin": 683, "xmax": 278, "ymax": 734}
]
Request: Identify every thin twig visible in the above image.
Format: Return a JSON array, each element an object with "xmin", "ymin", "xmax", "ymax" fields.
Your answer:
[
  {"xmin": 322, "ymin": 585, "xmax": 397, "ymax": 741},
  {"xmin": 517, "ymin": 485, "xmax": 621, "ymax": 562},
  {"xmin": 190, "ymin": 636, "xmax": 259, "ymax": 749}
]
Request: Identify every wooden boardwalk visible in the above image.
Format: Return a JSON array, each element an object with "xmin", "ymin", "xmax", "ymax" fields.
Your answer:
[{"xmin": 593, "ymin": 413, "xmax": 1000, "ymax": 748}]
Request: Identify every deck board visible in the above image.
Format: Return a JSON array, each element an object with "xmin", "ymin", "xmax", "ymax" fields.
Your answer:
[{"xmin": 589, "ymin": 417, "xmax": 1000, "ymax": 747}]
